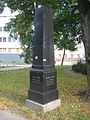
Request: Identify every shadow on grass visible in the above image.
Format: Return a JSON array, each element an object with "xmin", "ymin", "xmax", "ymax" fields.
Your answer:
[{"xmin": 74, "ymin": 90, "xmax": 90, "ymax": 104}]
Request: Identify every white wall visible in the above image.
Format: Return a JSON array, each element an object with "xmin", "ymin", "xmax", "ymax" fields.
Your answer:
[
  {"xmin": 0, "ymin": 7, "xmax": 22, "ymax": 54},
  {"xmin": 54, "ymin": 42, "xmax": 85, "ymax": 65}
]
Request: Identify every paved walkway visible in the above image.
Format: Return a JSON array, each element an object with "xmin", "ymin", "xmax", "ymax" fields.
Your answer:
[
  {"xmin": 0, "ymin": 110, "xmax": 27, "ymax": 120},
  {"xmin": 0, "ymin": 65, "xmax": 30, "ymax": 72},
  {"xmin": 64, "ymin": 68, "xmax": 86, "ymax": 76}
]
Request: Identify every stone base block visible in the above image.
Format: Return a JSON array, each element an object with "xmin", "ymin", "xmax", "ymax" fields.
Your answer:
[{"xmin": 26, "ymin": 99, "xmax": 61, "ymax": 113}]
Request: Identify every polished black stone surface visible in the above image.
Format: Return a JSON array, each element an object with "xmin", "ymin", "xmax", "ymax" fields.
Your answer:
[
  {"xmin": 33, "ymin": 6, "xmax": 54, "ymax": 69},
  {"xmin": 28, "ymin": 6, "xmax": 58, "ymax": 104}
]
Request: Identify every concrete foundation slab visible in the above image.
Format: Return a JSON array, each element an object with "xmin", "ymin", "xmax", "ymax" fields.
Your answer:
[{"xmin": 26, "ymin": 99, "xmax": 61, "ymax": 113}]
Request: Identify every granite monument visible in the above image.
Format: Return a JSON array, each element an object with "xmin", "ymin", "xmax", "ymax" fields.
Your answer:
[{"xmin": 26, "ymin": 6, "xmax": 60, "ymax": 112}]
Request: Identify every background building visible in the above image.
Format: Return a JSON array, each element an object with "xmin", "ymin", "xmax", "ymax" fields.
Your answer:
[
  {"xmin": 0, "ymin": 7, "xmax": 24, "ymax": 63},
  {"xmin": 55, "ymin": 42, "xmax": 85, "ymax": 65}
]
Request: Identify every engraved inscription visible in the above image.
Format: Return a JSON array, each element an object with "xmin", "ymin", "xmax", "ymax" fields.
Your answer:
[
  {"xmin": 46, "ymin": 76, "xmax": 55, "ymax": 86},
  {"xmin": 32, "ymin": 76, "xmax": 40, "ymax": 84}
]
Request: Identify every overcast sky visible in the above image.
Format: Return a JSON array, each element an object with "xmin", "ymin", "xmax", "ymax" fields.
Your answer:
[{"xmin": 0, "ymin": 7, "xmax": 19, "ymax": 17}]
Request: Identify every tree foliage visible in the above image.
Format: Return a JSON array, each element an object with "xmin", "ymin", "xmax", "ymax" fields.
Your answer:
[
  {"xmin": 0, "ymin": 0, "xmax": 5, "ymax": 13},
  {"xmin": 0, "ymin": 0, "xmax": 81, "ymax": 64}
]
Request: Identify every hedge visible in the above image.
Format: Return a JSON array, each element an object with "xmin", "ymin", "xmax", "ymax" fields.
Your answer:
[{"xmin": 72, "ymin": 62, "xmax": 87, "ymax": 75}]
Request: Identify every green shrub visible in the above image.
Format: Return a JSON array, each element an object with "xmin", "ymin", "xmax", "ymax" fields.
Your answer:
[{"xmin": 72, "ymin": 62, "xmax": 87, "ymax": 75}]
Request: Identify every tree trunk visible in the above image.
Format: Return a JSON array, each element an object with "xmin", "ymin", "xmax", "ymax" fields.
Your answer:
[
  {"xmin": 82, "ymin": 11, "xmax": 90, "ymax": 100},
  {"xmin": 78, "ymin": 0, "xmax": 90, "ymax": 101},
  {"xmin": 61, "ymin": 48, "xmax": 65, "ymax": 66}
]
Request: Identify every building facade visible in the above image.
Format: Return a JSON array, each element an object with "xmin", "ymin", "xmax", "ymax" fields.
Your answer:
[
  {"xmin": 55, "ymin": 42, "xmax": 85, "ymax": 65},
  {"xmin": 0, "ymin": 7, "xmax": 24, "ymax": 63}
]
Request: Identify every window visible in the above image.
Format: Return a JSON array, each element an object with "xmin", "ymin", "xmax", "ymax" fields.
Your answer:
[
  {"xmin": 0, "ymin": 37, "xmax": 2, "ymax": 42},
  {"xmin": 71, "ymin": 54, "xmax": 73, "ymax": 58},
  {"xmin": 17, "ymin": 38, "xmax": 20, "ymax": 42},
  {"xmin": 16, "ymin": 48, "xmax": 20, "ymax": 53},
  {"xmin": 59, "ymin": 54, "xmax": 61, "ymax": 58},
  {"xmin": 0, "ymin": 48, "xmax": 6, "ymax": 52},
  {"xmin": 12, "ymin": 38, "xmax": 16, "ymax": 42},
  {"xmin": 3, "ymin": 27, "xmax": 7, "ymax": 32},
  {"xmin": 0, "ymin": 27, "xmax": 2, "ymax": 32},
  {"xmin": 8, "ymin": 48, "xmax": 11, "ymax": 52},
  {"xmin": 65, "ymin": 54, "xmax": 67, "ymax": 58},
  {"xmin": 0, "ymin": 48, "xmax": 2, "ymax": 52},
  {"xmin": 8, "ymin": 37, "xmax": 11, "ymax": 42},
  {"xmin": 78, "ymin": 54, "xmax": 80, "ymax": 58},
  {"xmin": 3, "ymin": 37, "xmax": 6, "ymax": 42},
  {"xmin": 3, "ymin": 48, "xmax": 6, "ymax": 52},
  {"xmin": 79, "ymin": 44, "xmax": 82, "ymax": 49}
]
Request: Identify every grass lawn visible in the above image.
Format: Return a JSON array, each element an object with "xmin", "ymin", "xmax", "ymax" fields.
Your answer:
[{"xmin": 0, "ymin": 66, "xmax": 90, "ymax": 120}]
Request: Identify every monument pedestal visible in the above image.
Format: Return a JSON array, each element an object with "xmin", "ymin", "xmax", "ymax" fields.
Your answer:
[
  {"xmin": 28, "ymin": 68, "xmax": 58, "ymax": 104},
  {"xmin": 26, "ymin": 99, "xmax": 61, "ymax": 113}
]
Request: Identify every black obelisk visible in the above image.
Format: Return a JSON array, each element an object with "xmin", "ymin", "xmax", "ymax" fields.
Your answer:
[{"xmin": 26, "ymin": 6, "xmax": 60, "ymax": 112}]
